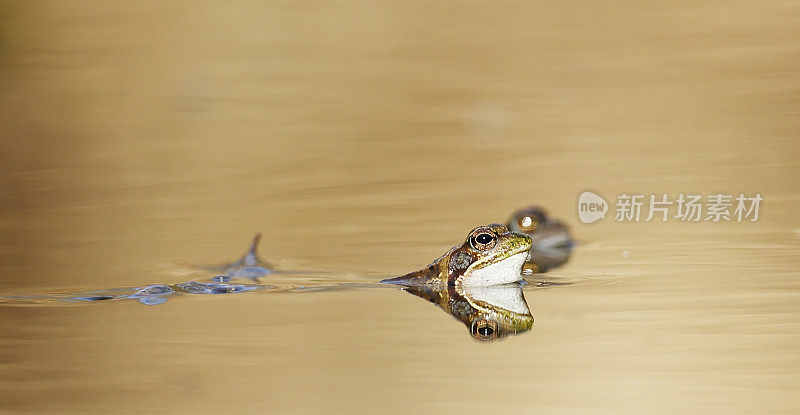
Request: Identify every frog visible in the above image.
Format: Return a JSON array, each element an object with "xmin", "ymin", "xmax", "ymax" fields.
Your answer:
[
  {"xmin": 380, "ymin": 223, "xmax": 532, "ymax": 287},
  {"xmin": 400, "ymin": 282, "xmax": 533, "ymax": 341},
  {"xmin": 507, "ymin": 206, "xmax": 574, "ymax": 273},
  {"xmin": 507, "ymin": 206, "xmax": 572, "ymax": 249}
]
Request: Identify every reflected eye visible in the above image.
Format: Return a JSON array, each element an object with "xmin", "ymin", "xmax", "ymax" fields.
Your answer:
[
  {"xmin": 471, "ymin": 320, "xmax": 499, "ymax": 341},
  {"xmin": 470, "ymin": 231, "xmax": 496, "ymax": 250}
]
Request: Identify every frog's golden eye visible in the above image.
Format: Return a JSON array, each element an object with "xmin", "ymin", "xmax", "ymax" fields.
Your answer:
[
  {"xmin": 516, "ymin": 215, "xmax": 539, "ymax": 231},
  {"xmin": 470, "ymin": 231, "xmax": 497, "ymax": 251},
  {"xmin": 471, "ymin": 320, "xmax": 499, "ymax": 341}
]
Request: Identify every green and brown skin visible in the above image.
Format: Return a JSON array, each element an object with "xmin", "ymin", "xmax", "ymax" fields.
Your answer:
[{"xmin": 380, "ymin": 223, "xmax": 532, "ymax": 287}]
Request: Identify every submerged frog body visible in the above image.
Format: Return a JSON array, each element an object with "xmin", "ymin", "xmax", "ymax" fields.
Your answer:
[
  {"xmin": 73, "ymin": 280, "xmax": 267, "ymax": 305},
  {"xmin": 71, "ymin": 235, "xmax": 275, "ymax": 305},
  {"xmin": 525, "ymin": 246, "xmax": 572, "ymax": 274},
  {"xmin": 381, "ymin": 224, "xmax": 532, "ymax": 287},
  {"xmin": 401, "ymin": 282, "xmax": 533, "ymax": 341}
]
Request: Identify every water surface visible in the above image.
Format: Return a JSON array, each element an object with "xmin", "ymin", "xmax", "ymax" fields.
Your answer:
[{"xmin": 0, "ymin": 1, "xmax": 799, "ymax": 413}]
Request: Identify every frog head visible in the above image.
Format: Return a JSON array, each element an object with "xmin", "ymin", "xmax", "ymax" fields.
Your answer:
[
  {"xmin": 508, "ymin": 206, "xmax": 573, "ymax": 250},
  {"xmin": 381, "ymin": 224, "xmax": 532, "ymax": 287}
]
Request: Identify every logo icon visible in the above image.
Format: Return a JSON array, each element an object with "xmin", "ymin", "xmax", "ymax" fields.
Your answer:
[{"xmin": 578, "ymin": 191, "xmax": 608, "ymax": 224}]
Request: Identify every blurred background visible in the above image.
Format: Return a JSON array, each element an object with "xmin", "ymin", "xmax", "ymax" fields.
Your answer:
[{"xmin": 0, "ymin": 1, "xmax": 798, "ymax": 414}]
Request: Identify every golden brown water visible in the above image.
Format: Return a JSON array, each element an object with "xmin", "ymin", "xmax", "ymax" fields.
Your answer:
[{"xmin": 1, "ymin": 1, "xmax": 799, "ymax": 413}]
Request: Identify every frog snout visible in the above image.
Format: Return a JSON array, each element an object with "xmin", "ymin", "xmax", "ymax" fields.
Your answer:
[{"xmin": 511, "ymin": 232, "xmax": 533, "ymax": 252}]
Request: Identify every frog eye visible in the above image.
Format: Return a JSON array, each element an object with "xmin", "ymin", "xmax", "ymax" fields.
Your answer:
[
  {"xmin": 471, "ymin": 320, "xmax": 499, "ymax": 341},
  {"xmin": 470, "ymin": 231, "xmax": 497, "ymax": 250},
  {"xmin": 516, "ymin": 214, "xmax": 539, "ymax": 231}
]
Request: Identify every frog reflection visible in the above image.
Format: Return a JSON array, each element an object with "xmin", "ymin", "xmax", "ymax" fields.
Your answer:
[{"xmin": 398, "ymin": 283, "xmax": 533, "ymax": 341}]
